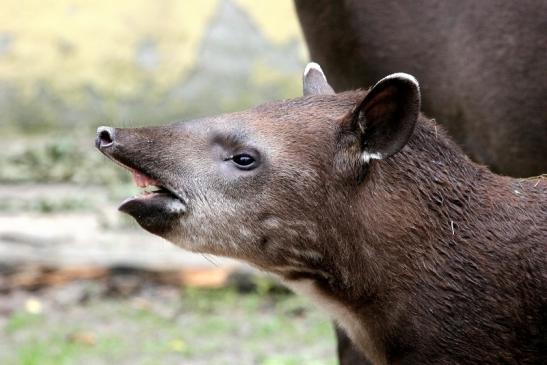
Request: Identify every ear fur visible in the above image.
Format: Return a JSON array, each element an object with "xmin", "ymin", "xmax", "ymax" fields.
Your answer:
[
  {"xmin": 303, "ymin": 62, "xmax": 335, "ymax": 96},
  {"xmin": 350, "ymin": 73, "xmax": 421, "ymax": 162}
]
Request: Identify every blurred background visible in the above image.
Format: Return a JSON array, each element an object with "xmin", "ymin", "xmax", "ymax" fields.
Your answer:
[{"xmin": 0, "ymin": 1, "xmax": 337, "ymax": 364}]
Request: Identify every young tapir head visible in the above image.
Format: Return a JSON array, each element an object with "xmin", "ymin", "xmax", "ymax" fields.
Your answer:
[{"xmin": 96, "ymin": 63, "xmax": 420, "ymax": 274}]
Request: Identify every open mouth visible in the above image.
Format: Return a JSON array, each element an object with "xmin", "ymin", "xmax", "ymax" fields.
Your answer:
[
  {"xmin": 116, "ymin": 164, "xmax": 187, "ymax": 218},
  {"xmin": 96, "ymin": 126, "xmax": 186, "ymax": 235},
  {"xmin": 112, "ymin": 165, "xmax": 187, "ymax": 235}
]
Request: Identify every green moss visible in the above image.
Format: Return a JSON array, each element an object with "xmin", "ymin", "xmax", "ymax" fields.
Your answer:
[{"xmin": 5, "ymin": 311, "xmax": 45, "ymax": 334}]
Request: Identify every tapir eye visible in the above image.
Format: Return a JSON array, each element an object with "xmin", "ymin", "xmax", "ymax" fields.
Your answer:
[{"xmin": 231, "ymin": 153, "xmax": 256, "ymax": 169}]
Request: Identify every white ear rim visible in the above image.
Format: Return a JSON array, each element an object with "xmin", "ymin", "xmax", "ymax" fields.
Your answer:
[
  {"xmin": 360, "ymin": 72, "xmax": 419, "ymax": 163},
  {"xmin": 304, "ymin": 62, "xmax": 327, "ymax": 80},
  {"xmin": 361, "ymin": 151, "xmax": 383, "ymax": 163},
  {"xmin": 374, "ymin": 72, "xmax": 420, "ymax": 92}
]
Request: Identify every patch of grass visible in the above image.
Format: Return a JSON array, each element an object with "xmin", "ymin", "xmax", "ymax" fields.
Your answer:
[
  {"xmin": 3, "ymin": 332, "xmax": 127, "ymax": 365},
  {"xmin": 261, "ymin": 354, "xmax": 333, "ymax": 365},
  {"xmin": 1, "ymin": 285, "xmax": 337, "ymax": 365},
  {"xmin": 12, "ymin": 337, "xmax": 84, "ymax": 365},
  {"xmin": 5, "ymin": 311, "xmax": 45, "ymax": 334}
]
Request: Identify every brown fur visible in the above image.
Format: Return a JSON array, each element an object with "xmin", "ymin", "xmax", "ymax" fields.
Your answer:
[
  {"xmin": 295, "ymin": 4, "xmax": 547, "ymax": 359},
  {"xmin": 295, "ymin": 0, "xmax": 547, "ymax": 177},
  {"xmin": 97, "ymin": 81, "xmax": 547, "ymax": 365},
  {"xmin": 318, "ymin": 99, "xmax": 546, "ymax": 364}
]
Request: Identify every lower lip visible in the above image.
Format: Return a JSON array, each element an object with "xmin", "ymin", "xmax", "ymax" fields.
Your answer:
[{"xmin": 119, "ymin": 190, "xmax": 187, "ymax": 215}]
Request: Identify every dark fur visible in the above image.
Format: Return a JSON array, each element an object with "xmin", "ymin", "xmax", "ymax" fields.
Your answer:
[
  {"xmin": 295, "ymin": 3, "xmax": 547, "ymax": 362},
  {"xmin": 98, "ymin": 87, "xmax": 547, "ymax": 364},
  {"xmin": 327, "ymin": 96, "xmax": 546, "ymax": 364},
  {"xmin": 295, "ymin": 0, "xmax": 547, "ymax": 177}
]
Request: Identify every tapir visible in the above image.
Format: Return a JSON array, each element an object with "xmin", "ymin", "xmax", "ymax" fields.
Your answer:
[
  {"xmin": 294, "ymin": 0, "xmax": 547, "ymax": 178},
  {"xmin": 295, "ymin": 4, "xmax": 547, "ymax": 359},
  {"xmin": 96, "ymin": 64, "xmax": 546, "ymax": 365}
]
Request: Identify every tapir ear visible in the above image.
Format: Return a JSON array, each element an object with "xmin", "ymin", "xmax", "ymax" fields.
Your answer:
[
  {"xmin": 303, "ymin": 62, "xmax": 335, "ymax": 96},
  {"xmin": 351, "ymin": 73, "xmax": 420, "ymax": 162}
]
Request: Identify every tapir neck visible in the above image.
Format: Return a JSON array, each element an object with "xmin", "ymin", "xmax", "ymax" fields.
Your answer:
[{"xmin": 286, "ymin": 116, "xmax": 545, "ymax": 363}]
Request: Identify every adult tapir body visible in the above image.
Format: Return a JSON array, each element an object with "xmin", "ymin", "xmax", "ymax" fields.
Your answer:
[
  {"xmin": 96, "ymin": 64, "xmax": 547, "ymax": 365},
  {"xmin": 294, "ymin": 0, "xmax": 547, "ymax": 178}
]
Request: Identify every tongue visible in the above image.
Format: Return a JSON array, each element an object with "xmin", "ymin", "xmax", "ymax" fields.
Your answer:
[{"xmin": 132, "ymin": 171, "xmax": 157, "ymax": 188}]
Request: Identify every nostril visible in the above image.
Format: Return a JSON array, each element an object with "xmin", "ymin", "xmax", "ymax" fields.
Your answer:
[
  {"xmin": 96, "ymin": 126, "xmax": 114, "ymax": 148},
  {"xmin": 99, "ymin": 129, "xmax": 113, "ymax": 144}
]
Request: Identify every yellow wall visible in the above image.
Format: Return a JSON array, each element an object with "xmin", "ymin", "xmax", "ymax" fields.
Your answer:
[{"xmin": 0, "ymin": 0, "xmax": 304, "ymax": 96}]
